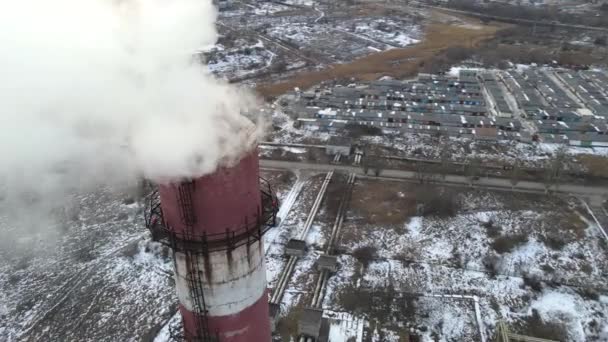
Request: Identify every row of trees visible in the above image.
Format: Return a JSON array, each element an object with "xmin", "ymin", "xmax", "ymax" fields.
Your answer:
[
  {"xmin": 421, "ymin": 41, "xmax": 606, "ymax": 74},
  {"xmin": 358, "ymin": 145, "xmax": 570, "ymax": 192},
  {"xmin": 447, "ymin": 0, "xmax": 608, "ymax": 28}
]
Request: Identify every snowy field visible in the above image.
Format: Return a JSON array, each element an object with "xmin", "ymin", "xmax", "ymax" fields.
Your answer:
[
  {"xmin": 2, "ymin": 166, "xmax": 607, "ymax": 341},
  {"xmin": 324, "ymin": 181, "xmax": 608, "ymax": 342},
  {"xmin": 0, "ymin": 170, "xmax": 300, "ymax": 342},
  {"xmin": 265, "ymin": 172, "xmax": 325, "ymax": 287},
  {"xmin": 0, "ymin": 187, "xmax": 175, "ymax": 341},
  {"xmin": 204, "ymin": 40, "xmax": 275, "ymax": 80},
  {"xmin": 265, "ymin": 17, "xmax": 421, "ymax": 62},
  {"xmin": 218, "ymin": 3, "xmax": 422, "ymax": 65},
  {"xmin": 266, "ymin": 171, "xmax": 608, "ymax": 341},
  {"xmin": 335, "ymin": 18, "xmax": 422, "ymax": 48}
]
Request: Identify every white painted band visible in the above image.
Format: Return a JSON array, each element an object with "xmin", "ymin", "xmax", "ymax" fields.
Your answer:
[{"xmin": 173, "ymin": 240, "xmax": 268, "ymax": 316}]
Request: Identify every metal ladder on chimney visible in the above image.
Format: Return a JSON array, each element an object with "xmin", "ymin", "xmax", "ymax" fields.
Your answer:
[{"xmin": 177, "ymin": 181, "xmax": 216, "ymax": 342}]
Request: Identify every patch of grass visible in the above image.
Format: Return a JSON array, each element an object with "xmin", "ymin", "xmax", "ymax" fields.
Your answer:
[
  {"xmin": 561, "ymin": 212, "xmax": 588, "ymax": 238},
  {"xmin": 489, "ymin": 299, "xmax": 501, "ymax": 314},
  {"xmin": 540, "ymin": 264, "xmax": 555, "ymax": 274},
  {"xmin": 491, "ymin": 233, "xmax": 529, "ymax": 254},
  {"xmin": 483, "ymin": 254, "xmax": 500, "ymax": 278},
  {"xmin": 352, "ymin": 246, "xmax": 378, "ymax": 269},
  {"xmin": 121, "ymin": 241, "xmax": 140, "ymax": 258},
  {"xmin": 576, "ymin": 154, "xmax": 608, "ymax": 178},
  {"xmin": 580, "ymin": 262, "xmax": 593, "ymax": 275},
  {"xmin": 599, "ymin": 237, "xmax": 608, "ymax": 252},
  {"xmin": 516, "ymin": 309, "xmax": 570, "ymax": 341},
  {"xmin": 540, "ymin": 211, "xmax": 588, "ymax": 250},
  {"xmin": 349, "ymin": 180, "xmax": 417, "ymax": 226},
  {"xmin": 522, "ymin": 274, "xmax": 543, "ymax": 292},
  {"xmin": 345, "ymin": 123, "xmax": 383, "ymax": 138},
  {"xmin": 483, "ymin": 219, "xmax": 502, "ymax": 238},
  {"xmin": 7, "ymin": 273, "xmax": 21, "ymax": 286},
  {"xmin": 73, "ymin": 247, "xmax": 96, "ymax": 262},
  {"xmin": 336, "ymin": 284, "xmax": 372, "ymax": 314},
  {"xmin": 393, "ymin": 240, "xmax": 421, "ymax": 265},
  {"xmin": 576, "ymin": 288, "xmax": 600, "ymax": 301},
  {"xmin": 451, "ymin": 246, "xmax": 463, "ymax": 268},
  {"xmin": 276, "ymin": 306, "xmax": 303, "ymax": 342},
  {"xmin": 540, "ymin": 232, "xmax": 568, "ymax": 251},
  {"xmin": 416, "ymin": 186, "xmax": 461, "ymax": 218},
  {"xmin": 322, "ymin": 173, "xmax": 349, "ymax": 219},
  {"xmin": 337, "ymin": 283, "xmax": 412, "ymax": 328}
]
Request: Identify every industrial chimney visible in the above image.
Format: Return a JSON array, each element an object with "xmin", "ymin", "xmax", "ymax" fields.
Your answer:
[{"xmin": 145, "ymin": 148, "xmax": 278, "ymax": 341}]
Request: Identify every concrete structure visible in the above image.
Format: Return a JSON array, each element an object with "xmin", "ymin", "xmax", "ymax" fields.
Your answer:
[
  {"xmin": 269, "ymin": 303, "xmax": 281, "ymax": 333},
  {"xmin": 298, "ymin": 308, "xmax": 324, "ymax": 339},
  {"xmin": 285, "ymin": 238, "xmax": 307, "ymax": 257},
  {"xmin": 500, "ymin": 68, "xmax": 608, "ymax": 143},
  {"xmin": 326, "ymin": 137, "xmax": 352, "ymax": 156},
  {"xmin": 474, "ymin": 127, "xmax": 499, "ymax": 141},
  {"xmin": 494, "ymin": 321, "xmax": 559, "ymax": 342},
  {"xmin": 293, "ymin": 72, "xmax": 522, "ymax": 138},
  {"xmin": 288, "ymin": 68, "xmax": 608, "ymax": 143},
  {"xmin": 316, "ymin": 254, "xmax": 339, "ymax": 273},
  {"xmin": 480, "ymin": 72, "xmax": 513, "ymax": 117},
  {"xmin": 148, "ymin": 150, "xmax": 278, "ymax": 342}
]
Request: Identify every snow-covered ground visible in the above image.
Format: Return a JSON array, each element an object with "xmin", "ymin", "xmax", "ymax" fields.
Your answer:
[
  {"xmin": 204, "ymin": 39, "xmax": 276, "ymax": 80},
  {"xmin": 3, "ymin": 164, "xmax": 606, "ymax": 341},
  {"xmin": 0, "ymin": 187, "xmax": 176, "ymax": 341},
  {"xmin": 265, "ymin": 17, "xmax": 421, "ymax": 62},
  {"xmin": 336, "ymin": 18, "xmax": 422, "ymax": 48},
  {"xmin": 279, "ymin": 0, "xmax": 314, "ymax": 6},
  {"xmin": 265, "ymin": 173, "xmax": 324, "ymax": 291},
  {"xmin": 315, "ymin": 179, "xmax": 608, "ymax": 341},
  {"xmin": 0, "ymin": 170, "xmax": 301, "ymax": 342},
  {"xmin": 261, "ymin": 166, "xmax": 608, "ymax": 341}
]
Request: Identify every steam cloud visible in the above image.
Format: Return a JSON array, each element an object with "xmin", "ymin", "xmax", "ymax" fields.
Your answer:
[{"xmin": 0, "ymin": 0, "xmax": 262, "ymax": 198}]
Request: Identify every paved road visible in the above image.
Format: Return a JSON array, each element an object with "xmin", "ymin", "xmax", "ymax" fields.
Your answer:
[{"xmin": 260, "ymin": 159, "xmax": 608, "ymax": 198}]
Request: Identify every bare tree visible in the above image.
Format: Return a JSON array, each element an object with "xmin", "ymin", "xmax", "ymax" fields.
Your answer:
[
  {"xmin": 361, "ymin": 159, "xmax": 370, "ymax": 175},
  {"xmin": 510, "ymin": 159, "xmax": 521, "ymax": 189},
  {"xmin": 414, "ymin": 161, "xmax": 431, "ymax": 184},
  {"xmin": 362, "ymin": 155, "xmax": 385, "ymax": 177},
  {"xmin": 374, "ymin": 167, "xmax": 382, "ymax": 177},
  {"xmin": 437, "ymin": 138, "xmax": 452, "ymax": 180},
  {"xmin": 543, "ymin": 145, "xmax": 568, "ymax": 192},
  {"xmin": 465, "ymin": 157, "xmax": 482, "ymax": 186}
]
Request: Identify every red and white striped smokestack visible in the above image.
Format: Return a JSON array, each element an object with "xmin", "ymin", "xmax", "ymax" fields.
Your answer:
[{"xmin": 157, "ymin": 149, "xmax": 274, "ymax": 342}]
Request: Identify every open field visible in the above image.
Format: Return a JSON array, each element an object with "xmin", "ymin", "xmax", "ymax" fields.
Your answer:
[
  {"xmin": 256, "ymin": 14, "xmax": 504, "ymax": 98},
  {"xmin": 0, "ymin": 187, "xmax": 175, "ymax": 341}
]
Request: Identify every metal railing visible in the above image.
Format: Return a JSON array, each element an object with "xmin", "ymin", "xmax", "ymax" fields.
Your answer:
[{"xmin": 144, "ymin": 178, "xmax": 279, "ymax": 254}]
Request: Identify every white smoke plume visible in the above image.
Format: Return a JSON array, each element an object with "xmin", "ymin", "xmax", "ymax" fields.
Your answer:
[{"xmin": 0, "ymin": 0, "xmax": 264, "ymax": 204}]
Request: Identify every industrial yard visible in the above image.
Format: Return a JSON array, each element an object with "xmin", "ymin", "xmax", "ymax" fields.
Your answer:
[
  {"xmin": 256, "ymin": 66, "xmax": 608, "ymax": 341},
  {"xmin": 2, "ymin": 166, "xmax": 607, "ymax": 341},
  {"xmin": 205, "ymin": 0, "xmax": 423, "ymax": 83},
  {"xmin": 281, "ymin": 67, "xmax": 608, "ymax": 145},
  {"xmin": 258, "ymin": 168, "xmax": 608, "ymax": 341}
]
